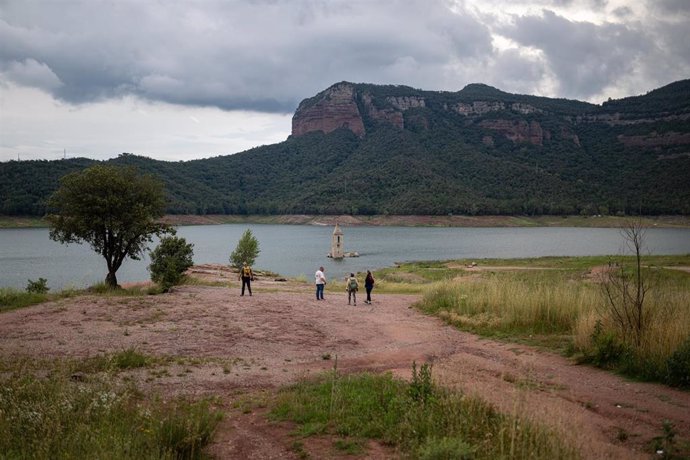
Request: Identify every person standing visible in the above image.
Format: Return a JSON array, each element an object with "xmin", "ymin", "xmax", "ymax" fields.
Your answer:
[
  {"xmin": 315, "ymin": 266, "xmax": 326, "ymax": 300},
  {"xmin": 364, "ymin": 270, "xmax": 375, "ymax": 304},
  {"xmin": 239, "ymin": 262, "xmax": 254, "ymax": 296},
  {"xmin": 346, "ymin": 273, "xmax": 359, "ymax": 306}
]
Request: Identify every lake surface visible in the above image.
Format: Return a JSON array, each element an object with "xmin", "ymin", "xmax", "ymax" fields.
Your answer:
[{"xmin": 1, "ymin": 225, "xmax": 689, "ymax": 290}]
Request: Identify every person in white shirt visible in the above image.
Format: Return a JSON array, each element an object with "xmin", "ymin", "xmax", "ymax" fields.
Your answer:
[{"xmin": 315, "ymin": 266, "xmax": 326, "ymax": 300}]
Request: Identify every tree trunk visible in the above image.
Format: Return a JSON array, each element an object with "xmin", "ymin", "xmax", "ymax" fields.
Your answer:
[{"xmin": 105, "ymin": 271, "xmax": 119, "ymax": 288}]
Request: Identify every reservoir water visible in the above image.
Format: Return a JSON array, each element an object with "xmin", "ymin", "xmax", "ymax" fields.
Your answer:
[{"xmin": 1, "ymin": 225, "xmax": 689, "ymax": 290}]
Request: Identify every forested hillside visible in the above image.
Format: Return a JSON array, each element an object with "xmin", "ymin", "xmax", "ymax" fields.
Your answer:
[{"xmin": 2, "ymin": 80, "xmax": 689, "ymax": 216}]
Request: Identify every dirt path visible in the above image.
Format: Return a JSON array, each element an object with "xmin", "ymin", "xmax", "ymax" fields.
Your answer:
[{"xmin": 1, "ymin": 279, "xmax": 688, "ymax": 459}]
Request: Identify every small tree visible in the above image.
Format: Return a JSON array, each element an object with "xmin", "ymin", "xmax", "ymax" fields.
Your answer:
[
  {"xmin": 47, "ymin": 165, "xmax": 170, "ymax": 288},
  {"xmin": 600, "ymin": 220, "xmax": 651, "ymax": 347},
  {"xmin": 229, "ymin": 229, "xmax": 260, "ymax": 269},
  {"xmin": 149, "ymin": 234, "xmax": 194, "ymax": 291}
]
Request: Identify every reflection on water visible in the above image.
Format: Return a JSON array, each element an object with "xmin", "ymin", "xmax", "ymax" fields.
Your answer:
[{"xmin": 1, "ymin": 225, "xmax": 689, "ymax": 290}]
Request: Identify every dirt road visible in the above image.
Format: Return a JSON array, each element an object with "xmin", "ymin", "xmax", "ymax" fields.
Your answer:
[{"xmin": 1, "ymin": 277, "xmax": 688, "ymax": 459}]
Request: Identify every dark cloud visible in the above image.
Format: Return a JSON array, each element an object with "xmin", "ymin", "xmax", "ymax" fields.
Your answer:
[
  {"xmin": 612, "ymin": 6, "xmax": 633, "ymax": 18},
  {"xmin": 500, "ymin": 9, "xmax": 653, "ymax": 99},
  {"xmin": 1, "ymin": 0, "xmax": 688, "ymax": 113},
  {"xmin": 0, "ymin": 0, "xmax": 493, "ymax": 113},
  {"xmin": 654, "ymin": 0, "xmax": 690, "ymax": 15}
]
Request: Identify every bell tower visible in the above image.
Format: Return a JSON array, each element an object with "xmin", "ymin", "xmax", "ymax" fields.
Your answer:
[{"xmin": 329, "ymin": 223, "xmax": 344, "ymax": 259}]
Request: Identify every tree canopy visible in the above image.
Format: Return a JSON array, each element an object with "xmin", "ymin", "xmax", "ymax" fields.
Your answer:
[{"xmin": 47, "ymin": 164, "xmax": 170, "ymax": 287}]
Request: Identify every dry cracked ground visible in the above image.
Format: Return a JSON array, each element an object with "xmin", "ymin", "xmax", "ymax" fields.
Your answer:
[{"xmin": 1, "ymin": 270, "xmax": 688, "ymax": 459}]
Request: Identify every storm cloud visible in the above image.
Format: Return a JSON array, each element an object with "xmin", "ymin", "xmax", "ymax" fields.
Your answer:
[{"xmin": 1, "ymin": 0, "xmax": 494, "ymax": 113}]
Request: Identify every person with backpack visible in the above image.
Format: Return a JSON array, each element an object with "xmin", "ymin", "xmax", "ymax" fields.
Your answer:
[
  {"xmin": 239, "ymin": 262, "xmax": 254, "ymax": 296},
  {"xmin": 346, "ymin": 273, "xmax": 359, "ymax": 306},
  {"xmin": 364, "ymin": 270, "xmax": 375, "ymax": 304}
]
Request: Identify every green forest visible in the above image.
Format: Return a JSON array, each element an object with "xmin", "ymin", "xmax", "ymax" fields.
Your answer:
[{"xmin": 2, "ymin": 80, "xmax": 689, "ymax": 216}]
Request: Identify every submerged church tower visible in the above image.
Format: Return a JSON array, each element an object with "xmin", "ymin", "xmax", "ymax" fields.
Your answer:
[{"xmin": 329, "ymin": 223, "xmax": 344, "ymax": 259}]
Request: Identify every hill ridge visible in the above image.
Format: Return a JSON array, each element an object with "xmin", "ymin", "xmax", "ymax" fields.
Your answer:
[{"xmin": 2, "ymin": 80, "xmax": 690, "ymax": 216}]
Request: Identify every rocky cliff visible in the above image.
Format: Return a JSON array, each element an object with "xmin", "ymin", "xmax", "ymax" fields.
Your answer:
[
  {"xmin": 290, "ymin": 82, "xmax": 578, "ymax": 146},
  {"xmin": 291, "ymin": 81, "xmax": 690, "ymax": 149},
  {"xmin": 292, "ymin": 83, "xmax": 366, "ymax": 137}
]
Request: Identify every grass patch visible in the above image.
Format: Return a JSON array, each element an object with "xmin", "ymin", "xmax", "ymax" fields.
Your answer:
[
  {"xmin": 0, "ymin": 287, "xmax": 82, "ymax": 312},
  {"xmin": 270, "ymin": 366, "xmax": 578, "ymax": 459},
  {"xmin": 0, "ymin": 282, "xmax": 159, "ymax": 314},
  {"xmin": 0, "ymin": 356, "xmax": 222, "ymax": 459},
  {"xmin": 401, "ymin": 255, "xmax": 690, "ymax": 385},
  {"xmin": 417, "ymin": 270, "xmax": 594, "ymax": 337}
]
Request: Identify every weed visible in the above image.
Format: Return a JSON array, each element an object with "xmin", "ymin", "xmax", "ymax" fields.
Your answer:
[
  {"xmin": 333, "ymin": 438, "xmax": 364, "ymax": 455},
  {"xmin": 109, "ymin": 348, "xmax": 151, "ymax": 370},
  {"xmin": 617, "ymin": 428, "xmax": 629, "ymax": 442},
  {"xmin": 290, "ymin": 440, "xmax": 310, "ymax": 459},
  {"xmin": 409, "ymin": 361, "xmax": 434, "ymax": 404},
  {"xmin": 652, "ymin": 420, "xmax": 682, "ymax": 459}
]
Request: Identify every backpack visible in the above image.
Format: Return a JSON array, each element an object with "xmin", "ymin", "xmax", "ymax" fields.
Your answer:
[
  {"xmin": 348, "ymin": 278, "xmax": 358, "ymax": 291},
  {"xmin": 242, "ymin": 266, "xmax": 252, "ymax": 277}
]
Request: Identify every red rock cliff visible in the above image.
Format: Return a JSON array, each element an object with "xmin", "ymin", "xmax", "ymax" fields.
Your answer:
[{"xmin": 291, "ymin": 83, "xmax": 366, "ymax": 137}]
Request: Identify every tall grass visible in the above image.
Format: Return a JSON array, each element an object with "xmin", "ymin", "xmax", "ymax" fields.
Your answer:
[
  {"xmin": 415, "ymin": 263, "xmax": 690, "ymax": 385},
  {"xmin": 270, "ymin": 369, "xmax": 578, "ymax": 459},
  {"xmin": 0, "ymin": 357, "xmax": 222, "ymax": 459},
  {"xmin": 417, "ymin": 272, "xmax": 597, "ymax": 336},
  {"xmin": 573, "ymin": 272, "xmax": 690, "ymax": 383}
]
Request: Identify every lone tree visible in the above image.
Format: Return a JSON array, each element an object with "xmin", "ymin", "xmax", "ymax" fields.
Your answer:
[
  {"xmin": 600, "ymin": 220, "xmax": 651, "ymax": 347},
  {"xmin": 149, "ymin": 234, "xmax": 194, "ymax": 291},
  {"xmin": 47, "ymin": 164, "xmax": 170, "ymax": 288},
  {"xmin": 229, "ymin": 229, "xmax": 260, "ymax": 269}
]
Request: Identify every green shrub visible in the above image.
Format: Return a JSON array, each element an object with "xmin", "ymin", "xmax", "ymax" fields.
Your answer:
[
  {"xmin": 149, "ymin": 235, "xmax": 194, "ymax": 291},
  {"xmin": 666, "ymin": 338, "xmax": 690, "ymax": 388},
  {"xmin": 110, "ymin": 348, "xmax": 150, "ymax": 370},
  {"xmin": 26, "ymin": 278, "xmax": 49, "ymax": 294},
  {"xmin": 583, "ymin": 320, "xmax": 629, "ymax": 368}
]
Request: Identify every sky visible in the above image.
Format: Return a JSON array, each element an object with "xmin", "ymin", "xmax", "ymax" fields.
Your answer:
[{"xmin": 1, "ymin": 0, "xmax": 689, "ymax": 162}]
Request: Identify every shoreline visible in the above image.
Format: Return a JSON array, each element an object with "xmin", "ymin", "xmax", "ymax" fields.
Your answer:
[{"xmin": 2, "ymin": 214, "xmax": 690, "ymax": 229}]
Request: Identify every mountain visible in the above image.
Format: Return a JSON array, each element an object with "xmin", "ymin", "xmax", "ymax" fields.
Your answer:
[{"xmin": 2, "ymin": 80, "xmax": 690, "ymax": 216}]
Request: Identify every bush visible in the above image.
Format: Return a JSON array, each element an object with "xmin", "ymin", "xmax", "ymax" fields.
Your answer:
[
  {"xmin": 26, "ymin": 278, "xmax": 49, "ymax": 294},
  {"xmin": 581, "ymin": 320, "xmax": 629, "ymax": 368},
  {"xmin": 149, "ymin": 235, "xmax": 194, "ymax": 291},
  {"xmin": 666, "ymin": 338, "xmax": 690, "ymax": 388}
]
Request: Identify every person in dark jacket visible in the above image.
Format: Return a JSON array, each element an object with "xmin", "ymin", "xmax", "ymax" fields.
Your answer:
[
  {"xmin": 239, "ymin": 262, "xmax": 254, "ymax": 296},
  {"xmin": 364, "ymin": 270, "xmax": 375, "ymax": 304}
]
